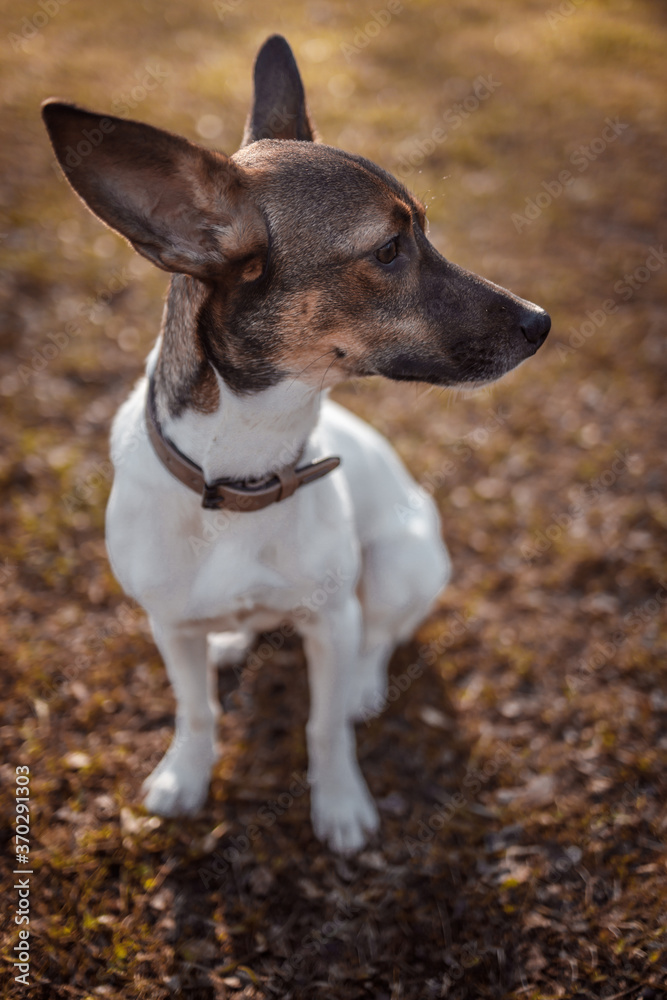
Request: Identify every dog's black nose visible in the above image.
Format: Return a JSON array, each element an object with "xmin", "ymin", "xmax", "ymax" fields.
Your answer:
[{"xmin": 521, "ymin": 309, "xmax": 551, "ymax": 346}]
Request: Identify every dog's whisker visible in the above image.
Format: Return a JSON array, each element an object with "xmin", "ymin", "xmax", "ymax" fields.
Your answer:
[
  {"xmin": 288, "ymin": 348, "xmax": 336, "ymax": 388},
  {"xmin": 318, "ymin": 353, "xmax": 339, "ymax": 394}
]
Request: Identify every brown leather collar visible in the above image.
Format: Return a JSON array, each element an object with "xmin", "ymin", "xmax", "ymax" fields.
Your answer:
[{"xmin": 145, "ymin": 377, "xmax": 340, "ymax": 511}]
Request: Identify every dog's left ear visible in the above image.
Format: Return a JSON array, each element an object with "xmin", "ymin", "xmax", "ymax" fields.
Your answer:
[
  {"xmin": 242, "ymin": 34, "xmax": 317, "ymax": 146},
  {"xmin": 42, "ymin": 100, "xmax": 266, "ymax": 281}
]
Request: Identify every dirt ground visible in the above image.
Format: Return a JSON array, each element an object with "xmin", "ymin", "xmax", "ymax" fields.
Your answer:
[{"xmin": 1, "ymin": 1, "xmax": 666, "ymax": 998}]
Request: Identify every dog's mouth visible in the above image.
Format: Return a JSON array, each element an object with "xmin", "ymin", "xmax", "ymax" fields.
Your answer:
[
  {"xmin": 370, "ymin": 332, "xmax": 550, "ymax": 388},
  {"xmin": 372, "ymin": 351, "xmax": 458, "ymax": 385}
]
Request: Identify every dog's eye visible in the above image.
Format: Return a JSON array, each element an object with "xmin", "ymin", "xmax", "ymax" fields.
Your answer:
[{"xmin": 375, "ymin": 238, "xmax": 398, "ymax": 265}]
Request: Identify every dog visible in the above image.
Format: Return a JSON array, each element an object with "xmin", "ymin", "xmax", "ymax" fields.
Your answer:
[{"xmin": 42, "ymin": 35, "xmax": 550, "ymax": 854}]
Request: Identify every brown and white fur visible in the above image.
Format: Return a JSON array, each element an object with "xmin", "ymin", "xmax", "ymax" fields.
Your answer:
[{"xmin": 42, "ymin": 36, "xmax": 550, "ymax": 853}]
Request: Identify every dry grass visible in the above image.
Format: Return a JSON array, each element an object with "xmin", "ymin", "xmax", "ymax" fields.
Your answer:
[{"xmin": 1, "ymin": 1, "xmax": 666, "ymax": 997}]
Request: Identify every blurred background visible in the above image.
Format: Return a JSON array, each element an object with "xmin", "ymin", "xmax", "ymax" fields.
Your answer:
[{"xmin": 1, "ymin": 1, "xmax": 666, "ymax": 998}]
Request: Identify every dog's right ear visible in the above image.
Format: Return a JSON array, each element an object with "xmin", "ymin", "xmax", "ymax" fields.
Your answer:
[
  {"xmin": 41, "ymin": 100, "xmax": 266, "ymax": 281},
  {"xmin": 242, "ymin": 35, "xmax": 317, "ymax": 146}
]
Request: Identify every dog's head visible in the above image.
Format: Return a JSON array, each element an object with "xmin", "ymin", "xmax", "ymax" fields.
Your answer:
[{"xmin": 42, "ymin": 35, "xmax": 549, "ymax": 399}]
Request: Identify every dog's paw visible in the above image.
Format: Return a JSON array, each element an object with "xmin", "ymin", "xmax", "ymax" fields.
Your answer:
[
  {"xmin": 310, "ymin": 773, "xmax": 380, "ymax": 855},
  {"xmin": 142, "ymin": 735, "xmax": 217, "ymax": 817}
]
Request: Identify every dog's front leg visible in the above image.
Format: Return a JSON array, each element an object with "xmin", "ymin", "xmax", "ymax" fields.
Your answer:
[
  {"xmin": 302, "ymin": 598, "xmax": 379, "ymax": 854},
  {"xmin": 142, "ymin": 620, "xmax": 219, "ymax": 817}
]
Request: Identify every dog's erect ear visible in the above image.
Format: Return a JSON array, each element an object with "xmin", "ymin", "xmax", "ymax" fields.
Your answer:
[
  {"xmin": 42, "ymin": 100, "xmax": 266, "ymax": 281},
  {"xmin": 241, "ymin": 34, "xmax": 317, "ymax": 146}
]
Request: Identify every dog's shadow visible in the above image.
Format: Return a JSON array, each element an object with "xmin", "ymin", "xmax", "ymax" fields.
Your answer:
[{"xmin": 140, "ymin": 635, "xmax": 524, "ymax": 997}]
